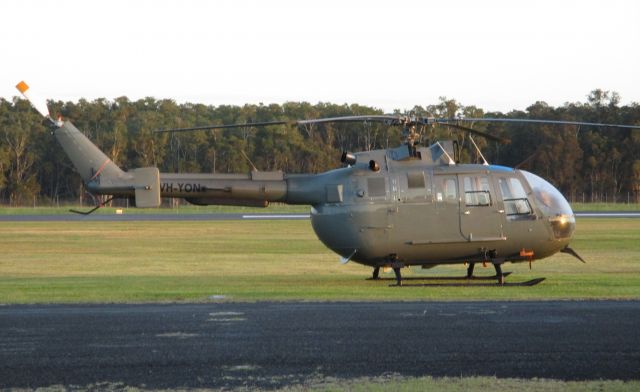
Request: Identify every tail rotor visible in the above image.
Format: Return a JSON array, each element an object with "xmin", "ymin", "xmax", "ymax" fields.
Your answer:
[{"xmin": 15, "ymin": 81, "xmax": 61, "ymax": 126}]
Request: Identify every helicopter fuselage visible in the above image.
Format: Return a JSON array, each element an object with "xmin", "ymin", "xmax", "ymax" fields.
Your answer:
[
  {"xmin": 152, "ymin": 141, "xmax": 576, "ymax": 269},
  {"xmin": 307, "ymin": 158, "xmax": 575, "ymax": 268},
  {"xmin": 19, "ymin": 80, "xmax": 638, "ymax": 283},
  {"xmin": 54, "ymin": 120, "xmax": 576, "ymax": 271}
]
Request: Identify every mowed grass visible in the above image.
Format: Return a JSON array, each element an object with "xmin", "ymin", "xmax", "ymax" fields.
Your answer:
[
  {"xmin": 571, "ymin": 202, "xmax": 640, "ymax": 211},
  {"xmin": 294, "ymin": 376, "xmax": 640, "ymax": 392},
  {"xmin": 0, "ymin": 203, "xmax": 310, "ymax": 215},
  {"xmin": 0, "ymin": 218, "xmax": 639, "ymax": 303},
  {"xmin": 24, "ymin": 377, "xmax": 640, "ymax": 392},
  {"xmin": 65, "ymin": 377, "xmax": 640, "ymax": 392},
  {"xmin": 0, "ymin": 201, "xmax": 638, "ymax": 215}
]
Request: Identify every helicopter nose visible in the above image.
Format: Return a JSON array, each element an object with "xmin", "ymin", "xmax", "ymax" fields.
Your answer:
[
  {"xmin": 547, "ymin": 213, "xmax": 576, "ymax": 240},
  {"xmin": 521, "ymin": 171, "xmax": 576, "ymax": 240}
]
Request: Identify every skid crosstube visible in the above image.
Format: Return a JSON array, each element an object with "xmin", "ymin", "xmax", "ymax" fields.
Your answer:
[{"xmin": 368, "ymin": 272, "xmax": 513, "ymax": 281}]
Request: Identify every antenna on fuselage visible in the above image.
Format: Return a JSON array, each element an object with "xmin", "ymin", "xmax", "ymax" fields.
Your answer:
[{"xmin": 468, "ymin": 135, "xmax": 489, "ymax": 166}]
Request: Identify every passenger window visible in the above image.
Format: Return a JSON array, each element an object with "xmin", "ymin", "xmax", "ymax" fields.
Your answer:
[
  {"xmin": 499, "ymin": 177, "xmax": 532, "ymax": 215},
  {"xmin": 407, "ymin": 171, "xmax": 425, "ymax": 189},
  {"xmin": 405, "ymin": 171, "xmax": 432, "ymax": 202},
  {"xmin": 435, "ymin": 176, "xmax": 458, "ymax": 204},
  {"xmin": 463, "ymin": 176, "xmax": 491, "ymax": 207}
]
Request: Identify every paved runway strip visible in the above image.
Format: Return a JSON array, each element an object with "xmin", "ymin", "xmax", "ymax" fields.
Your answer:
[{"xmin": 1, "ymin": 301, "xmax": 638, "ymax": 389}]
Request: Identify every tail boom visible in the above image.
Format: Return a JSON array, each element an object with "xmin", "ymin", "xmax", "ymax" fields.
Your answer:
[{"xmin": 16, "ymin": 81, "xmax": 324, "ymax": 209}]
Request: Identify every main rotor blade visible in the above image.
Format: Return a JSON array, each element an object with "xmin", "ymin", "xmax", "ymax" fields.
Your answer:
[
  {"xmin": 155, "ymin": 120, "xmax": 293, "ymax": 133},
  {"xmin": 155, "ymin": 115, "xmax": 406, "ymax": 134},
  {"xmin": 438, "ymin": 117, "xmax": 640, "ymax": 130},
  {"xmin": 295, "ymin": 115, "xmax": 401, "ymax": 126},
  {"xmin": 154, "ymin": 115, "xmax": 640, "ymax": 134},
  {"xmin": 435, "ymin": 122, "xmax": 510, "ymax": 144}
]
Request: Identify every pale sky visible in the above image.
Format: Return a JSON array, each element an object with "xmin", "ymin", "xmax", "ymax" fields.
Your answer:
[{"xmin": 1, "ymin": 0, "xmax": 639, "ymax": 113}]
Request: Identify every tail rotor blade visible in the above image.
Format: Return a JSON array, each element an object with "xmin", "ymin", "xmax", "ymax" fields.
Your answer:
[{"xmin": 15, "ymin": 81, "xmax": 51, "ymax": 120}]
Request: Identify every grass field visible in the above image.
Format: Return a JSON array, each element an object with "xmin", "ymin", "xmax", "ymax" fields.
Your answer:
[
  {"xmin": 0, "ymin": 217, "xmax": 639, "ymax": 303},
  {"xmin": 0, "ymin": 203, "xmax": 310, "ymax": 215},
  {"xmin": 571, "ymin": 202, "xmax": 640, "ymax": 211},
  {"xmin": 24, "ymin": 377, "xmax": 640, "ymax": 391},
  {"xmin": 64, "ymin": 377, "xmax": 640, "ymax": 392},
  {"xmin": 0, "ymin": 201, "xmax": 638, "ymax": 215},
  {"xmin": 293, "ymin": 376, "xmax": 640, "ymax": 392}
]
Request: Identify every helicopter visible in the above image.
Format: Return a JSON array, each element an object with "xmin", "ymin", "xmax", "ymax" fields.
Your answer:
[{"xmin": 15, "ymin": 81, "xmax": 640, "ymax": 286}]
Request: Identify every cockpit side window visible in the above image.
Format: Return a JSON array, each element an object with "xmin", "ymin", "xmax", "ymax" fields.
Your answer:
[
  {"xmin": 498, "ymin": 177, "xmax": 532, "ymax": 215},
  {"xmin": 463, "ymin": 176, "xmax": 491, "ymax": 207}
]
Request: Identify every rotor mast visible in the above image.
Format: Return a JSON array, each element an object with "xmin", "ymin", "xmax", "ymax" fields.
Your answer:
[{"xmin": 399, "ymin": 114, "xmax": 423, "ymax": 158}]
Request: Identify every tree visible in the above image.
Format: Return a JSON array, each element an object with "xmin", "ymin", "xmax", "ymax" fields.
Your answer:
[
  {"xmin": 0, "ymin": 98, "xmax": 43, "ymax": 205},
  {"xmin": 3, "ymin": 91, "xmax": 640, "ymax": 205}
]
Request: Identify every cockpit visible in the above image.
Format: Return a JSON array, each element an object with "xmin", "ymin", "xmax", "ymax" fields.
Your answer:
[{"xmin": 521, "ymin": 170, "xmax": 575, "ymax": 239}]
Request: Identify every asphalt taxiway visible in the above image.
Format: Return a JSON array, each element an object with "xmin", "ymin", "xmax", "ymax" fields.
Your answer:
[{"xmin": 1, "ymin": 301, "xmax": 638, "ymax": 389}]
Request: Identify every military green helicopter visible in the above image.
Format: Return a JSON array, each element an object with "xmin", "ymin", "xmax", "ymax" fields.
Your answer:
[{"xmin": 16, "ymin": 81, "xmax": 640, "ymax": 286}]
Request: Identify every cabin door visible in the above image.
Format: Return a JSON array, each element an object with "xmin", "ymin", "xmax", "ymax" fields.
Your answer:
[
  {"xmin": 432, "ymin": 174, "xmax": 464, "ymax": 242},
  {"xmin": 458, "ymin": 174, "xmax": 504, "ymax": 241}
]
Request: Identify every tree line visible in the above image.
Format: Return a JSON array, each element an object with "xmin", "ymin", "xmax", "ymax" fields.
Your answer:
[{"xmin": 1, "ymin": 89, "xmax": 639, "ymax": 206}]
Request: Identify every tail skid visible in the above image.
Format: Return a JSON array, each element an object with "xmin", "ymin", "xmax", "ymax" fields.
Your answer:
[{"xmin": 69, "ymin": 196, "xmax": 116, "ymax": 215}]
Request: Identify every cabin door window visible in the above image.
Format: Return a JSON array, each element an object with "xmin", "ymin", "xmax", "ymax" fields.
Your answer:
[{"xmin": 463, "ymin": 176, "xmax": 492, "ymax": 206}]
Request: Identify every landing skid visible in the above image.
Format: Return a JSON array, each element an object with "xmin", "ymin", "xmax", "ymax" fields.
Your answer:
[
  {"xmin": 390, "ymin": 277, "xmax": 546, "ymax": 287},
  {"xmin": 367, "ymin": 272, "xmax": 513, "ymax": 281}
]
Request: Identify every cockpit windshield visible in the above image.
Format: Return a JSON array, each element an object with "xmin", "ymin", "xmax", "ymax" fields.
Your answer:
[
  {"xmin": 521, "ymin": 170, "xmax": 575, "ymax": 239},
  {"xmin": 521, "ymin": 171, "xmax": 573, "ymax": 216}
]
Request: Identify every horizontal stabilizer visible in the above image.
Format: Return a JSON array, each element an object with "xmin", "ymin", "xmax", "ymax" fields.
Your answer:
[{"xmin": 133, "ymin": 167, "xmax": 161, "ymax": 208}]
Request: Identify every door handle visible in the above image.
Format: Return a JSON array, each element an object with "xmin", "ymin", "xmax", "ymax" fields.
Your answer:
[{"xmin": 464, "ymin": 210, "xmax": 471, "ymax": 215}]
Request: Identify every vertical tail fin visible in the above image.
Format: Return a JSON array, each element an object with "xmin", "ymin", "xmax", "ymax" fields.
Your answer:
[
  {"xmin": 54, "ymin": 121, "xmax": 127, "ymax": 183},
  {"xmin": 16, "ymin": 81, "xmax": 127, "ymax": 185},
  {"xmin": 17, "ymin": 81, "xmax": 160, "ymax": 208}
]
